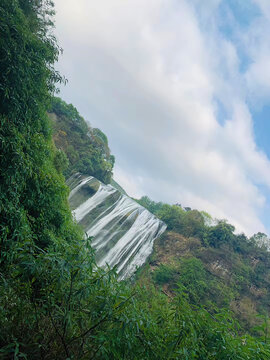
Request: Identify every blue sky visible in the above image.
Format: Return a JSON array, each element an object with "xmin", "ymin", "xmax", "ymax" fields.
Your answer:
[
  {"xmin": 54, "ymin": 0, "xmax": 270, "ymax": 236},
  {"xmin": 217, "ymin": 0, "xmax": 270, "ymax": 234},
  {"xmin": 254, "ymin": 106, "xmax": 270, "ymax": 158}
]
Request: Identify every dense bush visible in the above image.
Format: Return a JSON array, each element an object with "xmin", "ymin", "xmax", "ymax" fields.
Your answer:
[{"xmin": 154, "ymin": 264, "xmax": 176, "ymax": 285}]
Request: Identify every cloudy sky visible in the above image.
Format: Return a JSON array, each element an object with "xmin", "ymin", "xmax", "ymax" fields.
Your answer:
[{"xmin": 53, "ymin": 0, "xmax": 270, "ymax": 236}]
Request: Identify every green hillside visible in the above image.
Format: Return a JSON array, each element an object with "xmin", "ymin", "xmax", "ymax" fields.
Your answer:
[
  {"xmin": 49, "ymin": 97, "xmax": 115, "ymax": 184},
  {"xmin": 136, "ymin": 197, "xmax": 270, "ymax": 334}
]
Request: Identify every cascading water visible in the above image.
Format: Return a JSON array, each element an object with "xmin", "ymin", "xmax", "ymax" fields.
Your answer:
[{"xmin": 67, "ymin": 173, "xmax": 167, "ymax": 279}]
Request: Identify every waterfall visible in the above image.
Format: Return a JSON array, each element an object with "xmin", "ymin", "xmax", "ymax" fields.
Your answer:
[{"xmin": 67, "ymin": 173, "xmax": 167, "ymax": 279}]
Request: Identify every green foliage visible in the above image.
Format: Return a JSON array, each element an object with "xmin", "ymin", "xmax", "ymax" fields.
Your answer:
[
  {"xmin": 49, "ymin": 96, "xmax": 114, "ymax": 184},
  {"xmin": 137, "ymin": 196, "xmax": 164, "ymax": 214},
  {"xmin": 53, "ymin": 148, "xmax": 69, "ymax": 173},
  {"xmin": 132, "ymin": 280, "xmax": 270, "ymax": 360},
  {"xmin": 0, "ymin": 237, "xmax": 137, "ymax": 359},
  {"xmin": 0, "ymin": 0, "xmax": 65, "ymax": 257},
  {"xmin": 154, "ymin": 264, "xmax": 176, "ymax": 285},
  {"xmin": 138, "ymin": 195, "xmax": 270, "ymax": 333},
  {"xmin": 176, "ymin": 257, "xmax": 208, "ymax": 303},
  {"xmin": 152, "ymin": 256, "xmax": 232, "ymax": 309},
  {"xmin": 137, "ymin": 198, "xmax": 205, "ymax": 239},
  {"xmin": 206, "ymin": 220, "xmax": 235, "ymax": 248}
]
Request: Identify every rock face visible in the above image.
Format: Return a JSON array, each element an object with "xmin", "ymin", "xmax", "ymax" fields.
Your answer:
[{"xmin": 67, "ymin": 173, "xmax": 167, "ymax": 279}]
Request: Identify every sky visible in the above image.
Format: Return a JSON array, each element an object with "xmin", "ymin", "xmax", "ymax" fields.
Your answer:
[{"xmin": 53, "ymin": 0, "xmax": 270, "ymax": 236}]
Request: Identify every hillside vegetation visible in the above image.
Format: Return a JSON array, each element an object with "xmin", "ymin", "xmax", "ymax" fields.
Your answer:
[
  {"xmin": 136, "ymin": 196, "xmax": 270, "ymax": 334},
  {"xmin": 49, "ymin": 97, "xmax": 115, "ymax": 184},
  {"xmin": 1, "ymin": 1, "xmax": 270, "ymax": 359}
]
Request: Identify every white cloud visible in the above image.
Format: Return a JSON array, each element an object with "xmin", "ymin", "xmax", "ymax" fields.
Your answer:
[{"xmin": 54, "ymin": 0, "xmax": 270, "ymax": 236}]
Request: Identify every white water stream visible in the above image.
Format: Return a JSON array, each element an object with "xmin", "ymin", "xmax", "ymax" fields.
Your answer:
[{"xmin": 68, "ymin": 173, "xmax": 166, "ymax": 279}]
